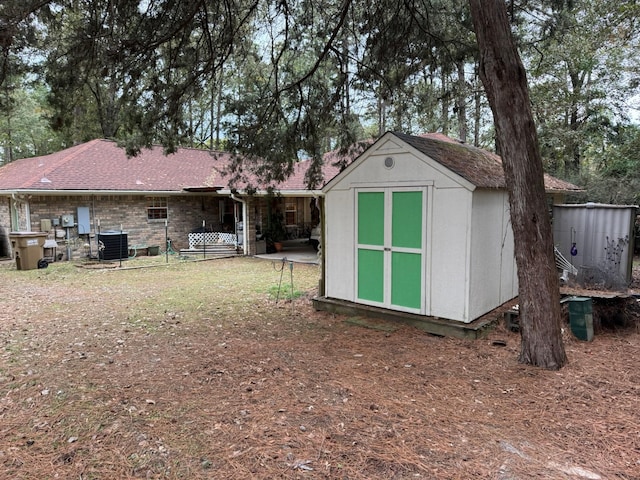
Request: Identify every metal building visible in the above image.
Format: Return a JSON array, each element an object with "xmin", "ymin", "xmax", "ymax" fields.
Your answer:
[{"xmin": 553, "ymin": 203, "xmax": 637, "ymax": 289}]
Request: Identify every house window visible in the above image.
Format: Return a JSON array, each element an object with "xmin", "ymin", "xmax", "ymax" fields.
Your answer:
[
  {"xmin": 285, "ymin": 202, "xmax": 296, "ymax": 225},
  {"xmin": 147, "ymin": 197, "xmax": 168, "ymax": 220}
]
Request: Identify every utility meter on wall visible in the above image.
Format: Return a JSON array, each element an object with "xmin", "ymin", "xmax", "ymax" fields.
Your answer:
[{"xmin": 61, "ymin": 215, "xmax": 75, "ymax": 227}]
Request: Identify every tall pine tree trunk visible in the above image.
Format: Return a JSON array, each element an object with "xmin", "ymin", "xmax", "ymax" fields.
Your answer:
[
  {"xmin": 441, "ymin": 67, "xmax": 450, "ymax": 136},
  {"xmin": 473, "ymin": 63, "xmax": 481, "ymax": 147},
  {"xmin": 456, "ymin": 60, "xmax": 467, "ymax": 143},
  {"xmin": 469, "ymin": 0, "xmax": 567, "ymax": 370}
]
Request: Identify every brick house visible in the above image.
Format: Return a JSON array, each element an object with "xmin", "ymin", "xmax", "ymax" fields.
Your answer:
[{"xmin": 0, "ymin": 139, "xmax": 340, "ymax": 260}]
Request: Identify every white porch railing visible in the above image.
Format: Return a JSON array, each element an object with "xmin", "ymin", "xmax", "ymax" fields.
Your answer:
[{"xmin": 188, "ymin": 232, "xmax": 237, "ymax": 249}]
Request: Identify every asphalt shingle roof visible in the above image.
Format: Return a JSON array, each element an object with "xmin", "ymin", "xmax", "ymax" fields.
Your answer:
[
  {"xmin": 0, "ymin": 139, "xmax": 341, "ymax": 193},
  {"xmin": 0, "ymin": 134, "xmax": 580, "ymax": 194},
  {"xmin": 392, "ymin": 132, "xmax": 582, "ymax": 193}
]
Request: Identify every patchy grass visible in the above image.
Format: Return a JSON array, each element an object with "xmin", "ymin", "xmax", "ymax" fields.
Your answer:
[
  {"xmin": 0, "ymin": 256, "xmax": 639, "ymax": 479},
  {"xmin": 265, "ymin": 283, "xmax": 306, "ymax": 301}
]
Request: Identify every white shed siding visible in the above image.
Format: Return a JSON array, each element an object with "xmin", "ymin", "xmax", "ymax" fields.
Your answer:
[
  {"xmin": 428, "ymin": 187, "xmax": 472, "ymax": 321},
  {"xmin": 325, "ymin": 182, "xmax": 474, "ymax": 320},
  {"xmin": 499, "ymin": 196, "xmax": 518, "ymax": 303},
  {"xmin": 322, "ymin": 132, "xmax": 521, "ymax": 324},
  {"xmin": 324, "ymin": 146, "xmax": 471, "ymax": 310},
  {"xmin": 324, "ymin": 188, "xmax": 356, "ymax": 301},
  {"xmin": 468, "ymin": 190, "xmax": 518, "ymax": 321}
]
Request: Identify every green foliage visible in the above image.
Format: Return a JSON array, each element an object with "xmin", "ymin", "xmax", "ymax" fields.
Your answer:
[
  {"xmin": 572, "ymin": 175, "xmax": 640, "ymax": 206},
  {"xmin": 0, "ymin": 83, "xmax": 65, "ymax": 164},
  {"xmin": 599, "ymin": 125, "xmax": 640, "ymax": 178},
  {"xmin": 0, "ymin": 0, "xmax": 639, "ymax": 190},
  {"xmin": 263, "ymin": 208, "xmax": 287, "ymax": 243},
  {"xmin": 521, "ymin": 0, "xmax": 640, "ymax": 177},
  {"xmin": 562, "ymin": 124, "xmax": 640, "ymax": 205},
  {"xmin": 266, "ymin": 283, "xmax": 304, "ymax": 301}
]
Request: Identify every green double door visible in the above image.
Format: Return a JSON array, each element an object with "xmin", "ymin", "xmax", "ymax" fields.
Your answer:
[{"xmin": 356, "ymin": 188, "xmax": 425, "ymax": 313}]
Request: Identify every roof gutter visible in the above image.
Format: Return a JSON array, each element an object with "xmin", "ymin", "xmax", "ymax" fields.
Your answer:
[
  {"xmin": 182, "ymin": 186, "xmax": 225, "ymax": 193},
  {"xmin": 0, "ymin": 189, "xmax": 196, "ymax": 196},
  {"xmin": 217, "ymin": 188, "xmax": 324, "ymax": 197},
  {"xmin": 1, "ymin": 188, "xmax": 327, "ymax": 197}
]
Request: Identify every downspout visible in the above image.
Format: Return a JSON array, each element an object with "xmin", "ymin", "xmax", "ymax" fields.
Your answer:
[
  {"xmin": 230, "ymin": 194, "xmax": 247, "ymax": 255},
  {"xmin": 313, "ymin": 192, "xmax": 326, "ymax": 297}
]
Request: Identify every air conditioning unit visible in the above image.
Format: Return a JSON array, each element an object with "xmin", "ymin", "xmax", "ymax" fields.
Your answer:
[{"xmin": 61, "ymin": 214, "xmax": 75, "ymax": 227}]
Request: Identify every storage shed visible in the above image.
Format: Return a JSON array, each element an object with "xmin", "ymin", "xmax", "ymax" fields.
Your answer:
[
  {"xmin": 316, "ymin": 132, "xmax": 581, "ymax": 326},
  {"xmin": 553, "ymin": 203, "xmax": 637, "ymax": 289}
]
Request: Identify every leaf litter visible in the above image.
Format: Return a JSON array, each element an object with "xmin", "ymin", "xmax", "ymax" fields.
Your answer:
[{"xmin": 0, "ymin": 256, "xmax": 638, "ymax": 479}]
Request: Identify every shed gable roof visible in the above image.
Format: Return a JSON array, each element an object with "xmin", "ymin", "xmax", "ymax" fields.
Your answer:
[
  {"xmin": 322, "ymin": 131, "xmax": 582, "ymax": 194},
  {"xmin": 392, "ymin": 132, "xmax": 582, "ymax": 193},
  {"xmin": 393, "ymin": 132, "xmax": 506, "ymax": 188}
]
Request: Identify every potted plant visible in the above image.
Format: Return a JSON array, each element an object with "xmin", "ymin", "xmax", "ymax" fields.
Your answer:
[{"xmin": 264, "ymin": 210, "xmax": 286, "ymax": 253}]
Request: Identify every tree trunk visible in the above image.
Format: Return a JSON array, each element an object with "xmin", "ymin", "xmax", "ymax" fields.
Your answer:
[
  {"xmin": 215, "ymin": 65, "xmax": 224, "ymax": 149},
  {"xmin": 469, "ymin": 0, "xmax": 567, "ymax": 370},
  {"xmin": 456, "ymin": 60, "xmax": 467, "ymax": 143},
  {"xmin": 473, "ymin": 62, "xmax": 481, "ymax": 147},
  {"xmin": 441, "ymin": 67, "xmax": 450, "ymax": 136},
  {"xmin": 378, "ymin": 92, "xmax": 386, "ymax": 136},
  {"xmin": 565, "ymin": 68, "xmax": 583, "ymax": 176}
]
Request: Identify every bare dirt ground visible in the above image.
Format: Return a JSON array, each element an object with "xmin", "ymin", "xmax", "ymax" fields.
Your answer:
[{"xmin": 0, "ymin": 256, "xmax": 638, "ymax": 479}]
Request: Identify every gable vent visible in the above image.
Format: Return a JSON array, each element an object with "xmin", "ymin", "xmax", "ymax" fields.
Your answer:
[{"xmin": 384, "ymin": 156, "xmax": 395, "ymax": 169}]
